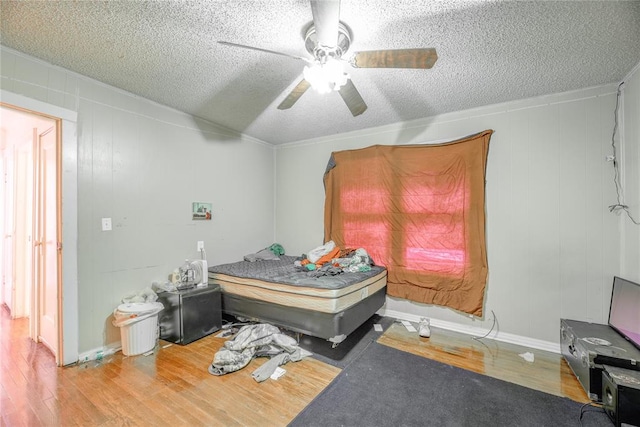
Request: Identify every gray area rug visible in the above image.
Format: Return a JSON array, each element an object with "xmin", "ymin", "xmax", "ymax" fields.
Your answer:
[{"xmin": 289, "ymin": 342, "xmax": 611, "ymax": 427}]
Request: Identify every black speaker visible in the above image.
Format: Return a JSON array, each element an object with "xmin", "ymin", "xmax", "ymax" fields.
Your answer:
[{"xmin": 602, "ymin": 365, "xmax": 640, "ymax": 427}]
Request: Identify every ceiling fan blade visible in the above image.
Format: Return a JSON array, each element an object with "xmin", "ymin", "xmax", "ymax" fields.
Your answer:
[
  {"xmin": 218, "ymin": 41, "xmax": 308, "ymax": 62},
  {"xmin": 277, "ymin": 79, "xmax": 311, "ymax": 110},
  {"xmin": 338, "ymin": 79, "xmax": 367, "ymax": 117},
  {"xmin": 310, "ymin": 0, "xmax": 341, "ymax": 48},
  {"xmin": 352, "ymin": 48, "xmax": 438, "ymax": 69}
]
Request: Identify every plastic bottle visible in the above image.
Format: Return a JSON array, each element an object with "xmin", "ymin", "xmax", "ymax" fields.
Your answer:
[
  {"xmin": 78, "ymin": 346, "xmax": 118, "ymax": 364},
  {"xmin": 180, "ymin": 259, "xmax": 194, "ymax": 284}
]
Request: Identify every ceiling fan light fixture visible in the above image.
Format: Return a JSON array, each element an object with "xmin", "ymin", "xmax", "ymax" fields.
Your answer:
[
  {"xmin": 219, "ymin": 1, "xmax": 437, "ymax": 116},
  {"xmin": 304, "ymin": 22, "xmax": 352, "ymax": 58},
  {"xmin": 303, "ymin": 58, "xmax": 349, "ymax": 94}
]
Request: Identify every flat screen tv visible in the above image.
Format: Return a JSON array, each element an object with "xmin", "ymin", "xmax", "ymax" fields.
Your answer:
[{"xmin": 608, "ymin": 276, "xmax": 640, "ymax": 350}]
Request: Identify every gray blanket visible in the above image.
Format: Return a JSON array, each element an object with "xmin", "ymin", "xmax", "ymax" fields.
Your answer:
[
  {"xmin": 208, "ymin": 324, "xmax": 312, "ymax": 382},
  {"xmin": 209, "ymin": 255, "xmax": 385, "ymax": 290}
]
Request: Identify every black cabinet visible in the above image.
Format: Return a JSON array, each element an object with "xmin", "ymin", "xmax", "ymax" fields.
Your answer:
[{"xmin": 157, "ymin": 284, "xmax": 222, "ymax": 345}]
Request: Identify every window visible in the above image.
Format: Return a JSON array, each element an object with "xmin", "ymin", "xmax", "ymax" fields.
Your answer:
[{"xmin": 323, "ymin": 130, "xmax": 492, "ymax": 316}]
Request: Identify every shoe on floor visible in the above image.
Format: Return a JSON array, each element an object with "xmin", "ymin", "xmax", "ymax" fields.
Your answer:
[{"xmin": 418, "ymin": 317, "xmax": 431, "ymax": 338}]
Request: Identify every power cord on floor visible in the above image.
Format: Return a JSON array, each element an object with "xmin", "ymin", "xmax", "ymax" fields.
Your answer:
[
  {"xmin": 471, "ymin": 333, "xmax": 499, "ymax": 360},
  {"xmin": 579, "ymin": 401, "xmax": 605, "ymax": 426},
  {"xmin": 472, "ymin": 310, "xmax": 497, "ymax": 341}
]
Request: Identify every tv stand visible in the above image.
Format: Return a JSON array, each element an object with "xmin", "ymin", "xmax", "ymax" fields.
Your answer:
[{"xmin": 560, "ymin": 319, "xmax": 640, "ymax": 401}]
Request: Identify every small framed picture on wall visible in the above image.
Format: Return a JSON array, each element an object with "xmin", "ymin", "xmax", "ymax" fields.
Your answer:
[{"xmin": 192, "ymin": 202, "xmax": 212, "ymax": 220}]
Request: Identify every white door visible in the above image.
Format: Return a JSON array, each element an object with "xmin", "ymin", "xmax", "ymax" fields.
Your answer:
[{"xmin": 33, "ymin": 125, "xmax": 59, "ymax": 356}]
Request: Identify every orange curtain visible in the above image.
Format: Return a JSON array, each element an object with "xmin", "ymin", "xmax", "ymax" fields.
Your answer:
[{"xmin": 323, "ymin": 130, "xmax": 492, "ymax": 316}]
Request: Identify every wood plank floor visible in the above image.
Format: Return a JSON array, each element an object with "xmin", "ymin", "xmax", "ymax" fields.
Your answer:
[
  {"xmin": 1, "ymin": 306, "xmax": 590, "ymax": 426},
  {"xmin": 378, "ymin": 322, "xmax": 590, "ymax": 404}
]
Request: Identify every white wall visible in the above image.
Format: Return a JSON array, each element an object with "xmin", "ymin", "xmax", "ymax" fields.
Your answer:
[
  {"xmin": 276, "ymin": 84, "xmax": 628, "ymax": 349},
  {"xmin": 1, "ymin": 46, "xmax": 276, "ymax": 354},
  {"xmin": 621, "ymin": 62, "xmax": 640, "ymax": 282},
  {"xmin": 0, "ymin": 144, "xmax": 14, "ymax": 312},
  {"xmin": 3, "ymin": 44, "xmax": 636, "ymax": 355}
]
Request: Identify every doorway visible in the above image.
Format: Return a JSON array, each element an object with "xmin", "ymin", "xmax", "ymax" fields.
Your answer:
[{"xmin": 0, "ymin": 105, "xmax": 61, "ymax": 363}]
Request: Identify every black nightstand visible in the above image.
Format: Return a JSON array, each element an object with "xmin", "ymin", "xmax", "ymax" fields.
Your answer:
[{"xmin": 157, "ymin": 284, "xmax": 222, "ymax": 344}]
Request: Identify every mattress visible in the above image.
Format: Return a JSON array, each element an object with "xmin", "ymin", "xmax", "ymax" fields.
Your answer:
[{"xmin": 208, "ymin": 255, "xmax": 387, "ymax": 314}]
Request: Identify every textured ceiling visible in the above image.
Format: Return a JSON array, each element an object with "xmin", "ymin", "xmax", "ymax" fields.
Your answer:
[{"xmin": 1, "ymin": 1, "xmax": 639, "ymax": 145}]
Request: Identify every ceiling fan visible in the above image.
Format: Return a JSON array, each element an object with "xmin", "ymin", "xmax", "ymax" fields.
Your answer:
[{"xmin": 218, "ymin": 0, "xmax": 437, "ymax": 117}]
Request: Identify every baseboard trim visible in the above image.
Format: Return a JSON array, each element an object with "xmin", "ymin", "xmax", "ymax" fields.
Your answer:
[
  {"xmin": 77, "ymin": 344, "xmax": 121, "ymax": 364},
  {"xmin": 378, "ymin": 308, "xmax": 561, "ymax": 354}
]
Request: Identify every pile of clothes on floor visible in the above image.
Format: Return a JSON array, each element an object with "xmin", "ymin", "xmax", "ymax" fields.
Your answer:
[{"xmin": 208, "ymin": 323, "xmax": 311, "ymax": 382}]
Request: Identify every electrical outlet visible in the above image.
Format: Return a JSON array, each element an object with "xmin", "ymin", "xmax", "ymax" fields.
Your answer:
[
  {"xmin": 101, "ymin": 217, "xmax": 112, "ymax": 231},
  {"xmin": 197, "ymin": 241, "xmax": 204, "ymax": 251}
]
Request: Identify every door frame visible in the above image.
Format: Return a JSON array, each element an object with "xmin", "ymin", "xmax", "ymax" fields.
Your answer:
[{"xmin": 1, "ymin": 90, "xmax": 79, "ymax": 366}]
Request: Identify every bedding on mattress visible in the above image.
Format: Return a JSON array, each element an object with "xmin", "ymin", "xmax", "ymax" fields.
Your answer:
[{"xmin": 208, "ymin": 255, "xmax": 387, "ymax": 314}]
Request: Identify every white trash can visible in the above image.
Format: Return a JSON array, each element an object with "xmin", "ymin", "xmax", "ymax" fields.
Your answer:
[{"xmin": 113, "ymin": 302, "xmax": 163, "ymax": 356}]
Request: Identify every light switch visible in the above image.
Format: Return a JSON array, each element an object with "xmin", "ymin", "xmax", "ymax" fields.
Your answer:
[{"xmin": 101, "ymin": 217, "xmax": 112, "ymax": 231}]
